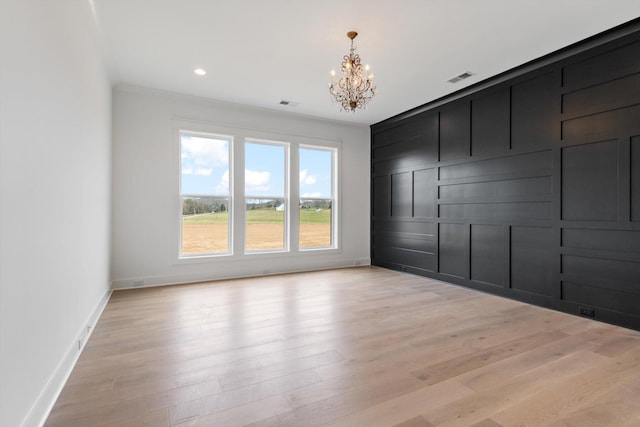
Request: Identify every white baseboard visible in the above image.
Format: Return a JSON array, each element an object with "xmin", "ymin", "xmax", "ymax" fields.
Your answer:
[
  {"xmin": 21, "ymin": 286, "xmax": 112, "ymax": 427},
  {"xmin": 112, "ymin": 258, "xmax": 371, "ymax": 289}
]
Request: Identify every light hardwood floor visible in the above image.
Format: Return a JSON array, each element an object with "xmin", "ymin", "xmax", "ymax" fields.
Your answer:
[{"xmin": 45, "ymin": 266, "xmax": 640, "ymax": 426}]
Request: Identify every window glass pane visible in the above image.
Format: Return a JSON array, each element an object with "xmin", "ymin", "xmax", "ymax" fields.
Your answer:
[
  {"xmin": 245, "ymin": 142, "xmax": 286, "ymax": 251},
  {"xmin": 181, "ymin": 196, "xmax": 229, "ymax": 254},
  {"xmin": 181, "ymin": 135, "xmax": 230, "ymax": 195},
  {"xmin": 180, "ymin": 133, "xmax": 230, "ymax": 255},
  {"xmin": 299, "ymin": 148, "xmax": 332, "ymax": 198},
  {"xmin": 299, "ymin": 147, "xmax": 333, "ymax": 248},
  {"xmin": 245, "ymin": 198, "xmax": 285, "ymax": 251},
  {"xmin": 299, "ymin": 199, "xmax": 332, "ymax": 247},
  {"xmin": 245, "ymin": 142, "xmax": 285, "ymax": 197}
]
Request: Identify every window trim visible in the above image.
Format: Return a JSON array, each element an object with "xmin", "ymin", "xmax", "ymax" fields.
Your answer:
[
  {"xmin": 244, "ymin": 139, "xmax": 290, "ymax": 254},
  {"xmin": 298, "ymin": 145, "xmax": 338, "ymax": 251},
  {"xmin": 178, "ymin": 129, "xmax": 233, "ymax": 259},
  {"xmin": 173, "ymin": 119, "xmax": 342, "ymax": 264}
]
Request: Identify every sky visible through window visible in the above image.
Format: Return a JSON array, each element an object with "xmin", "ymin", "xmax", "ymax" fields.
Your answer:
[
  {"xmin": 300, "ymin": 147, "xmax": 332, "ymax": 198},
  {"xmin": 181, "ymin": 134, "xmax": 229, "ymax": 195},
  {"xmin": 181, "ymin": 135, "xmax": 332, "ymax": 198},
  {"xmin": 245, "ymin": 142, "xmax": 285, "ymax": 197}
]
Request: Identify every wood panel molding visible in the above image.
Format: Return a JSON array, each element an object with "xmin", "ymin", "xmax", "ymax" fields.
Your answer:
[{"xmin": 371, "ymin": 20, "xmax": 640, "ymax": 331}]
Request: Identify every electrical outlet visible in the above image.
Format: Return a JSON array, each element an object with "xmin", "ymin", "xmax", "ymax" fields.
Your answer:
[{"xmin": 579, "ymin": 306, "xmax": 595, "ymax": 318}]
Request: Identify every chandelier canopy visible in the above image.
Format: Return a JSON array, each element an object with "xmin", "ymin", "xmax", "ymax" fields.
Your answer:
[{"xmin": 329, "ymin": 31, "xmax": 375, "ymax": 112}]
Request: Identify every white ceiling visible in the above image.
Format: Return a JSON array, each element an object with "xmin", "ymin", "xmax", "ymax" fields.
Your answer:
[{"xmin": 92, "ymin": 0, "xmax": 640, "ymax": 125}]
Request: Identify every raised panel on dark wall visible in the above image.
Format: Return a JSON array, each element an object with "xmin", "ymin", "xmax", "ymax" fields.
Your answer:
[
  {"xmin": 372, "ymin": 221, "xmax": 436, "ymax": 272},
  {"xmin": 439, "ymin": 202, "xmax": 551, "ymax": 222},
  {"xmin": 438, "ymin": 223, "xmax": 467, "ymax": 278},
  {"xmin": 372, "ymin": 112, "xmax": 439, "ymax": 174},
  {"xmin": 439, "ymin": 176, "xmax": 551, "ymax": 202},
  {"xmin": 373, "ymin": 220, "xmax": 435, "ymax": 236},
  {"xmin": 413, "ymin": 168, "xmax": 436, "ymax": 218},
  {"xmin": 374, "ymin": 135, "xmax": 433, "ymax": 172},
  {"xmin": 374, "ymin": 231, "xmax": 435, "ymax": 254},
  {"xmin": 562, "ymin": 104, "xmax": 640, "ymax": 142},
  {"xmin": 632, "ymin": 136, "xmax": 640, "ymax": 221},
  {"xmin": 511, "ymin": 226, "xmax": 552, "ymax": 296},
  {"xmin": 562, "ymin": 73, "xmax": 640, "ymax": 119},
  {"xmin": 471, "ymin": 86, "xmax": 510, "ymax": 156},
  {"xmin": 561, "ymin": 140, "xmax": 618, "ymax": 221},
  {"xmin": 440, "ymin": 99, "xmax": 470, "ymax": 161},
  {"xmin": 391, "ymin": 172, "xmax": 412, "ymax": 217},
  {"xmin": 562, "ymin": 40, "xmax": 640, "ymax": 90},
  {"xmin": 371, "ymin": 22, "xmax": 640, "ymax": 331},
  {"xmin": 562, "ymin": 255, "xmax": 640, "ymax": 296},
  {"xmin": 470, "ymin": 224, "xmax": 504, "ymax": 286},
  {"xmin": 374, "ymin": 137, "xmax": 424, "ymax": 163},
  {"xmin": 375, "ymin": 247, "xmax": 436, "ymax": 272},
  {"xmin": 562, "ymin": 228, "xmax": 640, "ymax": 254},
  {"xmin": 439, "ymin": 150, "xmax": 552, "ymax": 181},
  {"xmin": 511, "ymin": 72, "xmax": 554, "ymax": 151},
  {"xmin": 414, "ymin": 110, "xmax": 439, "ymax": 165},
  {"xmin": 373, "ymin": 176, "xmax": 390, "ymax": 219},
  {"xmin": 562, "ymin": 281, "xmax": 640, "ymax": 318}
]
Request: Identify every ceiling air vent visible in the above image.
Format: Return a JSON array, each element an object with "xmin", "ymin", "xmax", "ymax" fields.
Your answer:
[
  {"xmin": 279, "ymin": 100, "xmax": 300, "ymax": 107},
  {"xmin": 447, "ymin": 71, "xmax": 474, "ymax": 83}
]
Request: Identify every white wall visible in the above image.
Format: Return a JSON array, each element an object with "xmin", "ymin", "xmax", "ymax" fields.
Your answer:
[
  {"xmin": 111, "ymin": 86, "xmax": 370, "ymax": 288},
  {"xmin": 0, "ymin": 2, "xmax": 112, "ymax": 426}
]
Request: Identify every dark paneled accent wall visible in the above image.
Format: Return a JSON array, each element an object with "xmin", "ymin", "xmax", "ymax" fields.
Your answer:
[{"xmin": 371, "ymin": 22, "xmax": 640, "ymax": 330}]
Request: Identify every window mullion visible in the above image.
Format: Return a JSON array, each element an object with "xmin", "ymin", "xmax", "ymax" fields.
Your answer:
[
  {"xmin": 234, "ymin": 137, "xmax": 246, "ymax": 255},
  {"xmin": 289, "ymin": 144, "xmax": 300, "ymax": 252}
]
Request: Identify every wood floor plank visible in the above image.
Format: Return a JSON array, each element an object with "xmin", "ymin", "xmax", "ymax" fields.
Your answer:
[
  {"xmin": 468, "ymin": 419, "xmax": 504, "ymax": 427},
  {"xmin": 392, "ymin": 415, "xmax": 434, "ymax": 427},
  {"xmin": 421, "ymin": 349, "xmax": 619, "ymax": 427},
  {"xmin": 173, "ymin": 394, "xmax": 292, "ymax": 427},
  {"xmin": 451, "ymin": 331, "xmax": 598, "ymax": 392},
  {"xmin": 243, "ymin": 371, "xmax": 424, "ymax": 427},
  {"xmin": 217, "ymin": 350, "xmax": 343, "ymax": 391},
  {"xmin": 285, "ymin": 361, "xmax": 421, "ymax": 410},
  {"xmin": 409, "ymin": 330, "xmax": 568, "ymax": 385},
  {"xmin": 324, "ymin": 378, "xmax": 474, "ymax": 427},
  {"xmin": 44, "ymin": 266, "xmax": 640, "ymax": 427},
  {"xmin": 105, "ymin": 408, "xmax": 170, "ymax": 427},
  {"xmin": 490, "ymin": 348, "xmax": 640, "ymax": 426},
  {"xmin": 168, "ymin": 369, "xmax": 322, "ymax": 425}
]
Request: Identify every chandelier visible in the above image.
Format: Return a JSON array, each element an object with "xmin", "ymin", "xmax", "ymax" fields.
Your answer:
[{"xmin": 329, "ymin": 31, "xmax": 375, "ymax": 112}]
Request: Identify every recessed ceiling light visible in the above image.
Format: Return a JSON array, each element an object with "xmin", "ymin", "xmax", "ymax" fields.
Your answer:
[{"xmin": 194, "ymin": 68, "xmax": 207, "ymax": 76}]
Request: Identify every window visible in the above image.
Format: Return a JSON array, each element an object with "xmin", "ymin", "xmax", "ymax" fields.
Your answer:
[
  {"xmin": 180, "ymin": 132, "xmax": 231, "ymax": 256},
  {"xmin": 299, "ymin": 147, "xmax": 335, "ymax": 249},
  {"xmin": 245, "ymin": 141, "xmax": 287, "ymax": 252},
  {"xmin": 177, "ymin": 123, "xmax": 339, "ymax": 259}
]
